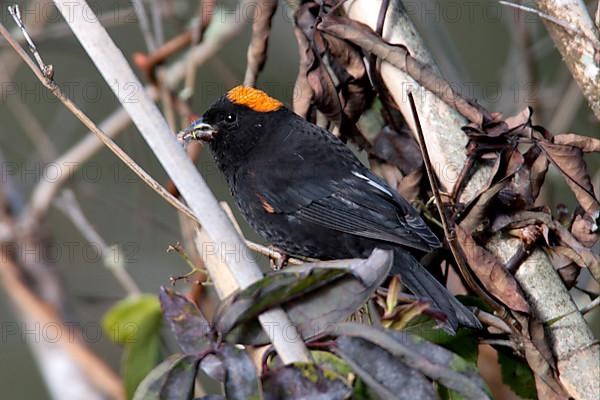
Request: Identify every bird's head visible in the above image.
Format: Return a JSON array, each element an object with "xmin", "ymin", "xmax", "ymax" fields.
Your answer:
[
  {"xmin": 181, "ymin": 85, "xmax": 284, "ymax": 141},
  {"xmin": 180, "ymin": 85, "xmax": 287, "ymax": 170}
]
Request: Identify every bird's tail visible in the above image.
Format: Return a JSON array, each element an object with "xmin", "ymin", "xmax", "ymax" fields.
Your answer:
[{"xmin": 392, "ymin": 249, "xmax": 481, "ymax": 333}]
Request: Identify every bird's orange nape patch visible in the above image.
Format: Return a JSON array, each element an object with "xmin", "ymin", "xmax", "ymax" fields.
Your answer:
[{"xmin": 226, "ymin": 86, "xmax": 283, "ymax": 113}]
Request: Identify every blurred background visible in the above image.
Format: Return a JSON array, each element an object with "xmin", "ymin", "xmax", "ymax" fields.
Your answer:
[{"xmin": 0, "ymin": 0, "xmax": 598, "ymax": 398}]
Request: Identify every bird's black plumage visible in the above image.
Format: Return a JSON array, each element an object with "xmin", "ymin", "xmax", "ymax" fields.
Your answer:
[{"xmin": 190, "ymin": 87, "xmax": 480, "ymax": 332}]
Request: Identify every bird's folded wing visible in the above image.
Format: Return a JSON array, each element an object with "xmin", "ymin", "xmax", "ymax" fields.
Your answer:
[{"xmin": 260, "ymin": 169, "xmax": 441, "ymax": 252}]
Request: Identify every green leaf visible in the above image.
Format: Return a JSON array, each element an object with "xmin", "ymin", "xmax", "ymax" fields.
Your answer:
[
  {"xmin": 102, "ymin": 295, "xmax": 163, "ymax": 399},
  {"xmin": 123, "ymin": 332, "xmax": 162, "ymax": 399},
  {"xmin": 312, "ymin": 351, "xmax": 353, "ymax": 377},
  {"xmin": 404, "ymin": 315, "xmax": 479, "ymax": 364},
  {"xmin": 214, "ymin": 266, "xmax": 347, "ymax": 336},
  {"xmin": 133, "ymin": 353, "xmax": 200, "ymax": 400},
  {"xmin": 102, "ymin": 295, "xmax": 162, "ymax": 344},
  {"xmin": 438, "ymin": 385, "xmax": 466, "ymax": 400},
  {"xmin": 497, "ymin": 349, "xmax": 537, "ymax": 399}
]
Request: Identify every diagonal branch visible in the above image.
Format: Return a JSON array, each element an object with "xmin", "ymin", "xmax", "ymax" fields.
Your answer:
[{"xmin": 531, "ymin": 0, "xmax": 600, "ymax": 121}]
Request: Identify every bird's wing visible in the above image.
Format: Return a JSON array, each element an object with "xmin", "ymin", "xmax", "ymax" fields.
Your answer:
[
  {"xmin": 258, "ymin": 162, "xmax": 441, "ymax": 252},
  {"xmin": 300, "ymin": 171, "xmax": 441, "ymax": 251}
]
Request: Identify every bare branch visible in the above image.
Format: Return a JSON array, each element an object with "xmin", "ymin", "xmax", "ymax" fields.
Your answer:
[
  {"xmin": 0, "ymin": 255, "xmax": 124, "ymax": 399},
  {"xmin": 532, "ymin": 0, "xmax": 600, "ymax": 120},
  {"xmin": 54, "ymin": 190, "xmax": 141, "ymax": 296},
  {"xmin": 130, "ymin": 0, "xmax": 157, "ymax": 51}
]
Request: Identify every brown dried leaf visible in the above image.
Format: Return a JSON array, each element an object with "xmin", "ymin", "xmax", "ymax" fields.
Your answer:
[
  {"xmin": 557, "ymin": 265, "xmax": 581, "ymax": 289},
  {"xmin": 513, "ymin": 313, "xmax": 570, "ymax": 400},
  {"xmin": 546, "ymin": 246, "xmax": 578, "ymax": 269},
  {"xmin": 292, "ymin": 26, "xmax": 314, "ymax": 118},
  {"xmin": 456, "ymin": 226, "xmax": 529, "ymax": 312},
  {"xmin": 321, "ymin": 31, "xmax": 372, "ymax": 124},
  {"xmin": 459, "ymin": 180, "xmax": 508, "ymax": 232},
  {"xmin": 553, "ymin": 133, "xmax": 600, "ymax": 153},
  {"xmin": 243, "ymin": 0, "xmax": 278, "ymax": 87},
  {"xmin": 492, "ymin": 210, "xmax": 599, "ymax": 282},
  {"xmin": 504, "ymin": 107, "xmax": 533, "ymax": 133},
  {"xmin": 528, "ymin": 152, "xmax": 549, "ymax": 201},
  {"xmin": 491, "ymin": 210, "xmax": 552, "ymax": 232},
  {"xmin": 373, "ymin": 126, "xmax": 423, "ymax": 174},
  {"xmin": 498, "ymin": 145, "xmax": 549, "ymax": 210},
  {"xmin": 571, "ymin": 214, "xmax": 599, "ymax": 247},
  {"xmin": 545, "ymin": 246, "xmax": 582, "ymax": 288},
  {"xmin": 294, "ymin": 4, "xmax": 343, "ymax": 127},
  {"xmin": 550, "ymin": 220, "xmax": 600, "ymax": 284},
  {"xmin": 397, "ymin": 170, "xmax": 423, "ymax": 203},
  {"xmin": 537, "ymin": 141, "xmax": 600, "ymax": 218},
  {"xmin": 317, "ymin": 15, "xmax": 489, "ymax": 125}
]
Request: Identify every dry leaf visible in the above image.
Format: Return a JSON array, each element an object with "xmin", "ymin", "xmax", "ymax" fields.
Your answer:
[
  {"xmin": 243, "ymin": 0, "xmax": 278, "ymax": 86},
  {"xmin": 456, "ymin": 226, "xmax": 529, "ymax": 312},
  {"xmin": 553, "ymin": 133, "xmax": 600, "ymax": 153},
  {"xmin": 570, "ymin": 214, "xmax": 599, "ymax": 247},
  {"xmin": 537, "ymin": 141, "xmax": 600, "ymax": 218}
]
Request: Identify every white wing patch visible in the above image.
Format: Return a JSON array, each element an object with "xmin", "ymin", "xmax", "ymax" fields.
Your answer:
[{"xmin": 352, "ymin": 171, "xmax": 394, "ymax": 197}]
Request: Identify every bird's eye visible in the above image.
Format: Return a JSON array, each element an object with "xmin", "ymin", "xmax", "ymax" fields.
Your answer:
[{"xmin": 225, "ymin": 113, "xmax": 236, "ymax": 123}]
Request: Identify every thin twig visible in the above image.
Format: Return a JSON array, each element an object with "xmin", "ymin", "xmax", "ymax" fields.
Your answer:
[
  {"xmin": 596, "ymin": 0, "xmax": 600, "ymax": 30},
  {"xmin": 476, "ymin": 310, "xmax": 512, "ymax": 334},
  {"xmin": 498, "ymin": 1, "xmax": 582, "ymax": 36},
  {"xmin": 7, "ymin": 5, "xmax": 53, "ymax": 78},
  {"xmin": 150, "ymin": 0, "xmax": 164, "ymax": 46},
  {"xmin": 54, "ymin": 191, "xmax": 141, "ymax": 296},
  {"xmin": 27, "ymin": 108, "xmax": 131, "ymax": 221},
  {"xmin": 0, "ymin": 19, "xmax": 201, "ymax": 229},
  {"xmin": 182, "ymin": 0, "xmax": 215, "ymax": 100},
  {"xmin": 243, "ymin": 0, "xmax": 278, "ymax": 86},
  {"xmin": 580, "ymin": 296, "xmax": 600, "ymax": 315},
  {"xmin": 479, "ymin": 339, "xmax": 515, "ymax": 349},
  {"xmin": 131, "ymin": 0, "xmax": 157, "ymax": 51}
]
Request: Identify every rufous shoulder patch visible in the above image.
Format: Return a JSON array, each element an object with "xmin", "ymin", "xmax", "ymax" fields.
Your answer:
[
  {"xmin": 226, "ymin": 86, "xmax": 283, "ymax": 112},
  {"xmin": 256, "ymin": 193, "xmax": 276, "ymax": 213}
]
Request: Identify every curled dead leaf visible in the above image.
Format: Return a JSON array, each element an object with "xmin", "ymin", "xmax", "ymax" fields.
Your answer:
[
  {"xmin": 571, "ymin": 214, "xmax": 599, "ymax": 247},
  {"xmin": 456, "ymin": 226, "xmax": 529, "ymax": 313},
  {"xmin": 243, "ymin": 0, "xmax": 278, "ymax": 87},
  {"xmin": 537, "ymin": 140, "xmax": 600, "ymax": 218},
  {"xmin": 553, "ymin": 133, "xmax": 600, "ymax": 153}
]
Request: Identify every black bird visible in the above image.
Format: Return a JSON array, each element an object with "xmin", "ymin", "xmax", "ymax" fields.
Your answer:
[{"xmin": 184, "ymin": 86, "xmax": 480, "ymax": 332}]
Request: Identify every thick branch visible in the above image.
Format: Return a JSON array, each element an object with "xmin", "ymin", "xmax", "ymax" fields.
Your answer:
[{"xmin": 533, "ymin": 0, "xmax": 600, "ymax": 120}]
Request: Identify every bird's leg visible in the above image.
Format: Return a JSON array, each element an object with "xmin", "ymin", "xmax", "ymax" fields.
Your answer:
[
  {"xmin": 270, "ymin": 246, "xmax": 290, "ymax": 270},
  {"xmin": 274, "ymin": 253, "xmax": 290, "ymax": 270}
]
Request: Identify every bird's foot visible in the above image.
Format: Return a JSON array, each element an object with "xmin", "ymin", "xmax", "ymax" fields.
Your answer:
[{"xmin": 270, "ymin": 247, "xmax": 290, "ymax": 271}]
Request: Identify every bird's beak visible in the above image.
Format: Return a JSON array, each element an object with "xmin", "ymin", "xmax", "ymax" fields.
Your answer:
[{"xmin": 177, "ymin": 119, "xmax": 216, "ymax": 143}]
